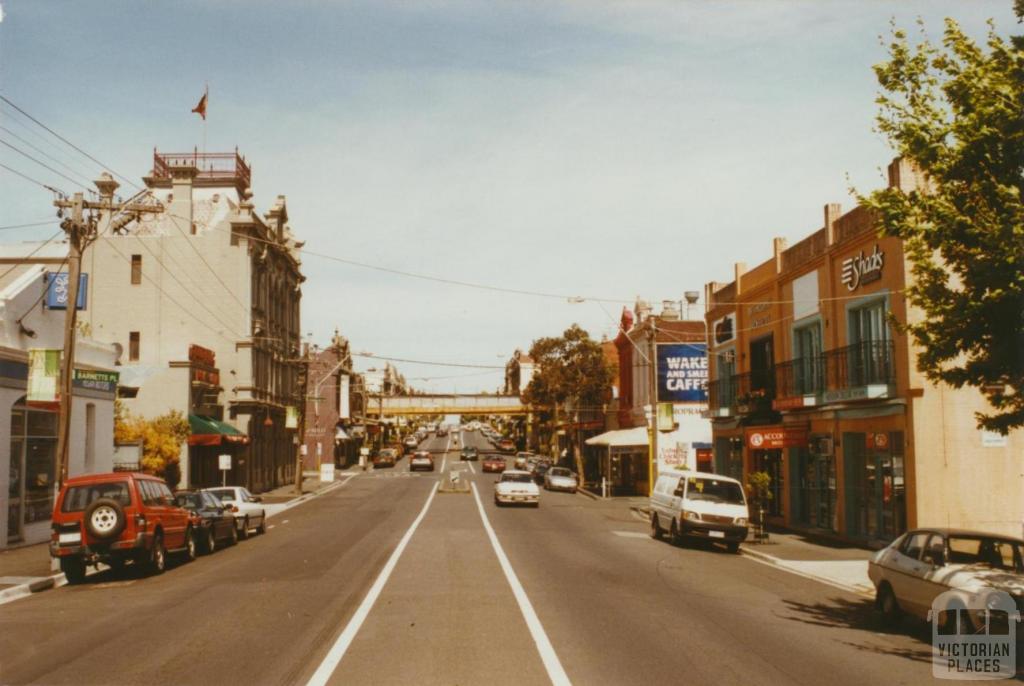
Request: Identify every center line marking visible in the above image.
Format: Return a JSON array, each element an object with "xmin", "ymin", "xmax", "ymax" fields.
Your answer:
[
  {"xmin": 305, "ymin": 482, "xmax": 440, "ymax": 686},
  {"xmin": 470, "ymin": 482, "xmax": 571, "ymax": 685}
]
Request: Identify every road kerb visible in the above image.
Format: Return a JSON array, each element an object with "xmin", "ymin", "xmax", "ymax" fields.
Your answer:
[{"xmin": 740, "ymin": 544, "xmax": 874, "ymax": 598}]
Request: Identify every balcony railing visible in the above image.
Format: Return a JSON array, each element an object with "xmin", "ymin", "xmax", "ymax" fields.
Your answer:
[
  {"xmin": 151, "ymin": 149, "xmax": 251, "ymax": 191},
  {"xmin": 823, "ymin": 340, "xmax": 895, "ymax": 390},
  {"xmin": 709, "ymin": 340, "xmax": 896, "ymax": 414}
]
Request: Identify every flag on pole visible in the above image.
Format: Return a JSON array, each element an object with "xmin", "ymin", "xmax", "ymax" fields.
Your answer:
[{"xmin": 191, "ymin": 87, "xmax": 208, "ymax": 120}]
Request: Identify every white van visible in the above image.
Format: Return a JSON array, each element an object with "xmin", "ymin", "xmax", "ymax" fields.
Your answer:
[{"xmin": 649, "ymin": 471, "xmax": 749, "ymax": 553}]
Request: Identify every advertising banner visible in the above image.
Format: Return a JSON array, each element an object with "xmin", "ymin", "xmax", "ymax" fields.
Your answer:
[
  {"xmin": 27, "ymin": 349, "xmax": 60, "ymax": 403},
  {"xmin": 656, "ymin": 343, "xmax": 708, "ymax": 403},
  {"xmin": 339, "ymin": 374, "xmax": 351, "ymax": 419}
]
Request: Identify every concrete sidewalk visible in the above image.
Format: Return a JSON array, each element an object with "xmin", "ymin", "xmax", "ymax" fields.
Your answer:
[
  {"xmin": 741, "ymin": 531, "xmax": 875, "ymax": 596},
  {"xmin": 0, "ymin": 467, "xmax": 360, "ymax": 606}
]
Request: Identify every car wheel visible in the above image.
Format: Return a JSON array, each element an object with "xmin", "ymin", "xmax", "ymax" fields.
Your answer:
[
  {"xmin": 239, "ymin": 517, "xmax": 250, "ymax": 540},
  {"xmin": 669, "ymin": 519, "xmax": 683, "ymax": 546},
  {"xmin": 61, "ymin": 556, "xmax": 87, "ymax": 584},
  {"xmin": 183, "ymin": 527, "xmax": 197, "ymax": 562},
  {"xmin": 256, "ymin": 514, "xmax": 266, "ymax": 535},
  {"xmin": 876, "ymin": 583, "xmax": 901, "ymax": 626},
  {"xmin": 726, "ymin": 541, "xmax": 740, "ymax": 554},
  {"xmin": 650, "ymin": 513, "xmax": 663, "ymax": 540},
  {"xmin": 205, "ymin": 527, "xmax": 216, "ymax": 554},
  {"xmin": 229, "ymin": 523, "xmax": 239, "ymax": 546},
  {"xmin": 148, "ymin": 535, "xmax": 166, "ymax": 575},
  {"xmin": 106, "ymin": 557, "xmax": 126, "ymax": 575},
  {"xmin": 83, "ymin": 497, "xmax": 126, "ymax": 541}
]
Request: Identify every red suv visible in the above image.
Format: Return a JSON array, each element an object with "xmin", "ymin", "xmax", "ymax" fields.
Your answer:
[{"xmin": 50, "ymin": 472, "xmax": 196, "ymax": 583}]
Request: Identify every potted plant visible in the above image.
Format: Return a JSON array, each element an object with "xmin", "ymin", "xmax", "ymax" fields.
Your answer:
[{"xmin": 746, "ymin": 470, "xmax": 773, "ymax": 542}]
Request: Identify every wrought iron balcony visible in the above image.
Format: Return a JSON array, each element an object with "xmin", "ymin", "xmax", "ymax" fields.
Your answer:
[
  {"xmin": 823, "ymin": 340, "xmax": 896, "ymax": 390},
  {"xmin": 775, "ymin": 356, "xmax": 826, "ymax": 398},
  {"xmin": 707, "ymin": 368, "xmax": 775, "ymax": 415}
]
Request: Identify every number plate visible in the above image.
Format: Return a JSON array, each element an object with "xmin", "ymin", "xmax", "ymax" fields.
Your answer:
[
  {"xmin": 59, "ymin": 532, "xmax": 81, "ymax": 544},
  {"xmin": 708, "ymin": 530, "xmax": 726, "ymax": 539}
]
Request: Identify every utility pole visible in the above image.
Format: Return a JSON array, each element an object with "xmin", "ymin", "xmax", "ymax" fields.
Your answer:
[
  {"xmin": 294, "ymin": 345, "xmax": 310, "ymax": 495},
  {"xmin": 53, "ymin": 174, "xmax": 160, "ymax": 488},
  {"xmin": 648, "ymin": 317, "xmax": 658, "ymax": 496}
]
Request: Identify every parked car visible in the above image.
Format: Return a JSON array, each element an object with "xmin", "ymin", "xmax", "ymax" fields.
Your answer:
[
  {"xmin": 373, "ymin": 448, "xmax": 399, "ymax": 469},
  {"xmin": 543, "ymin": 467, "xmax": 579, "ymax": 493},
  {"xmin": 498, "ymin": 438, "xmax": 516, "ymax": 453},
  {"xmin": 436, "ymin": 427, "xmax": 448, "ymax": 437},
  {"xmin": 174, "ymin": 490, "xmax": 238, "ymax": 553},
  {"xmin": 203, "ymin": 486, "xmax": 267, "ymax": 539},
  {"xmin": 51, "ymin": 472, "xmax": 196, "ymax": 583},
  {"xmin": 460, "ymin": 446, "xmax": 479, "ymax": 461},
  {"xmin": 494, "ymin": 470, "xmax": 540, "ymax": 507},
  {"xmin": 409, "ymin": 450, "xmax": 435, "ymax": 472},
  {"xmin": 868, "ymin": 528, "xmax": 1024, "ymax": 630},
  {"xmin": 482, "ymin": 454, "xmax": 507, "ymax": 473},
  {"xmin": 531, "ymin": 460, "xmax": 553, "ymax": 485},
  {"xmin": 649, "ymin": 471, "xmax": 749, "ymax": 553}
]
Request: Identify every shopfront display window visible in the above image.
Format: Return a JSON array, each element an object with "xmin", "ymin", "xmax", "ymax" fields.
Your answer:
[
  {"xmin": 8, "ymin": 399, "xmax": 58, "ymax": 542},
  {"xmin": 754, "ymin": 449, "xmax": 784, "ymax": 517},
  {"xmin": 713, "ymin": 436, "xmax": 743, "ymax": 481},
  {"xmin": 791, "ymin": 440, "xmax": 836, "ymax": 531}
]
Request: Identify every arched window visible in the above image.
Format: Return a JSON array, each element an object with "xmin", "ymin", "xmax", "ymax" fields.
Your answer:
[{"xmin": 7, "ymin": 397, "xmax": 58, "ymax": 542}]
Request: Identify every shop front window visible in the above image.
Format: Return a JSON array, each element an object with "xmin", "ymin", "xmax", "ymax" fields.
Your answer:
[
  {"xmin": 753, "ymin": 449, "xmax": 784, "ymax": 517},
  {"xmin": 792, "ymin": 442, "xmax": 836, "ymax": 531},
  {"xmin": 8, "ymin": 399, "xmax": 59, "ymax": 540},
  {"xmin": 844, "ymin": 431, "xmax": 906, "ymax": 541}
]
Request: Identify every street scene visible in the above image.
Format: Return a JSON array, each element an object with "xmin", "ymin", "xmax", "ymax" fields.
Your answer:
[{"xmin": 0, "ymin": 1, "xmax": 1022, "ymax": 685}]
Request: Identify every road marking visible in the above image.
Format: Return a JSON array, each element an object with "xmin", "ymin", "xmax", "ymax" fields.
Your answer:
[
  {"xmin": 267, "ymin": 525, "xmax": 276, "ymax": 530},
  {"xmin": 612, "ymin": 531, "xmax": 650, "ymax": 539},
  {"xmin": 306, "ymin": 482, "xmax": 440, "ymax": 686},
  {"xmin": 470, "ymin": 482, "xmax": 571, "ymax": 686},
  {"xmin": 466, "ymin": 461, "xmax": 475, "ymax": 474},
  {"xmin": 440, "ymin": 456, "xmax": 447, "ymax": 473}
]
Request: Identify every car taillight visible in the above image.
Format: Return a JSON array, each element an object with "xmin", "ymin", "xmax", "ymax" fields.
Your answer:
[
  {"xmin": 230, "ymin": 505, "xmax": 239, "ymax": 513},
  {"xmin": 135, "ymin": 514, "xmax": 147, "ymax": 531}
]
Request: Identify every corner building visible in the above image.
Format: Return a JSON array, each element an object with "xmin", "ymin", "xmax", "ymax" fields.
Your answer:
[{"xmin": 703, "ymin": 158, "xmax": 1023, "ymax": 546}]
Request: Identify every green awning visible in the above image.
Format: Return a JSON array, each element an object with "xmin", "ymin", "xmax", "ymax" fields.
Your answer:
[{"xmin": 188, "ymin": 414, "xmax": 249, "ymax": 447}]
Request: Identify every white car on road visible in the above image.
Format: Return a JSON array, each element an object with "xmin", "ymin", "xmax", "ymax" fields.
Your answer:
[
  {"xmin": 543, "ymin": 467, "xmax": 578, "ymax": 493},
  {"xmin": 868, "ymin": 528, "xmax": 1024, "ymax": 630},
  {"xmin": 494, "ymin": 469, "xmax": 540, "ymax": 507},
  {"xmin": 204, "ymin": 486, "xmax": 267, "ymax": 539}
]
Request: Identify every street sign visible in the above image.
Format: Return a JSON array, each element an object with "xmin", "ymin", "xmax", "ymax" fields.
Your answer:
[{"xmin": 218, "ymin": 454, "xmax": 231, "ymax": 487}]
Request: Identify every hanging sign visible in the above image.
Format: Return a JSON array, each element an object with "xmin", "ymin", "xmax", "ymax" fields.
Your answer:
[
  {"xmin": 286, "ymin": 406, "xmax": 299, "ymax": 429},
  {"xmin": 339, "ymin": 374, "xmax": 351, "ymax": 419},
  {"xmin": 45, "ymin": 273, "xmax": 88, "ymax": 310},
  {"xmin": 745, "ymin": 425, "xmax": 809, "ymax": 450}
]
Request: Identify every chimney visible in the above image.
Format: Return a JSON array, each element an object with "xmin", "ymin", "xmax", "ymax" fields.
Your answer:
[
  {"xmin": 660, "ymin": 300, "xmax": 680, "ymax": 321},
  {"xmin": 773, "ymin": 237, "xmax": 787, "ymax": 273},
  {"xmin": 824, "ymin": 203, "xmax": 842, "ymax": 245},
  {"xmin": 635, "ymin": 298, "xmax": 651, "ymax": 322},
  {"xmin": 169, "ymin": 162, "xmax": 198, "ymax": 233},
  {"xmin": 887, "ymin": 157, "xmax": 920, "ymax": 194}
]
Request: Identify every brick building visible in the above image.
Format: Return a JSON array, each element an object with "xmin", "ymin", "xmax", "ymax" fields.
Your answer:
[{"xmin": 703, "ymin": 158, "xmax": 1023, "ymax": 545}]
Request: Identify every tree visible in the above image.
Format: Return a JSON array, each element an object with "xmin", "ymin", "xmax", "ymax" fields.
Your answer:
[
  {"xmin": 861, "ymin": 7, "xmax": 1024, "ymax": 433},
  {"xmin": 523, "ymin": 324, "xmax": 614, "ymax": 478},
  {"xmin": 115, "ymin": 402, "xmax": 190, "ymax": 488}
]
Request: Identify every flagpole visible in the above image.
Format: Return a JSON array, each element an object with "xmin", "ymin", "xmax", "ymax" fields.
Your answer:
[{"xmin": 202, "ymin": 83, "xmax": 208, "ymax": 156}]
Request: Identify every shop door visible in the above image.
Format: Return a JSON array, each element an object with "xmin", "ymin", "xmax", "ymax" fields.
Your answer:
[
  {"xmin": 844, "ymin": 432, "xmax": 906, "ymax": 541},
  {"xmin": 799, "ymin": 452, "xmax": 835, "ymax": 530},
  {"xmin": 754, "ymin": 449, "xmax": 784, "ymax": 516},
  {"xmin": 7, "ymin": 436, "xmax": 23, "ymax": 542}
]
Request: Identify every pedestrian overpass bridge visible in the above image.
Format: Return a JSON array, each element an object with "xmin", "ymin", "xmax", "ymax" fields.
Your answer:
[{"xmin": 366, "ymin": 394, "xmax": 527, "ymax": 416}]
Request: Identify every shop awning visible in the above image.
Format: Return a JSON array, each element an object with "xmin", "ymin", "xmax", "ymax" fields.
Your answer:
[
  {"xmin": 188, "ymin": 414, "xmax": 249, "ymax": 447},
  {"xmin": 585, "ymin": 427, "xmax": 649, "ymax": 448}
]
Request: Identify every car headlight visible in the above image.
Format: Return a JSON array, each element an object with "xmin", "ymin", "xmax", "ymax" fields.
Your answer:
[
  {"xmin": 683, "ymin": 510, "xmax": 701, "ymax": 522},
  {"xmin": 735, "ymin": 517, "xmax": 747, "ymax": 526}
]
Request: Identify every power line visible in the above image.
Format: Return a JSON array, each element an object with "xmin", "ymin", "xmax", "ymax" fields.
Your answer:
[
  {"xmin": 0, "ymin": 138, "xmax": 89, "ymax": 192},
  {"xmin": 354, "ymin": 352, "xmax": 504, "ymax": 369},
  {"xmin": 0, "ymin": 162, "xmax": 64, "ymax": 194},
  {"xmin": 0, "ymin": 125, "xmax": 96, "ymax": 188},
  {"xmin": 0, "ymin": 220, "xmax": 58, "ymax": 231},
  {"xmin": 0, "ymin": 231, "xmax": 66, "ymax": 284},
  {"xmin": 0, "ymin": 95, "xmax": 142, "ymax": 191}
]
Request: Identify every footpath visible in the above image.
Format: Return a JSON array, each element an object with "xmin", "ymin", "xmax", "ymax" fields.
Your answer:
[
  {"xmin": 627, "ymin": 500, "xmax": 874, "ymax": 596},
  {"xmin": 0, "ymin": 469, "xmax": 358, "ymax": 606}
]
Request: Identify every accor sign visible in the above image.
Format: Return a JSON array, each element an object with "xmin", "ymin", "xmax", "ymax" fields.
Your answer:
[{"xmin": 745, "ymin": 426, "xmax": 809, "ymax": 450}]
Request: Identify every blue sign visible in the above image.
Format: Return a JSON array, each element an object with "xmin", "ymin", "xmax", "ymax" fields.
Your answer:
[
  {"xmin": 45, "ymin": 272, "xmax": 88, "ymax": 310},
  {"xmin": 657, "ymin": 343, "xmax": 708, "ymax": 403}
]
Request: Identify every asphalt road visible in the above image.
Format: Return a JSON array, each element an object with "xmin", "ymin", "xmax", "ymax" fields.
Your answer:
[{"xmin": 0, "ymin": 429, "xmax": 941, "ymax": 686}]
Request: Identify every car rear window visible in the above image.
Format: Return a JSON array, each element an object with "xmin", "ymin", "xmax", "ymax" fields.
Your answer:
[
  {"xmin": 61, "ymin": 482, "xmax": 131, "ymax": 512},
  {"xmin": 549, "ymin": 468, "xmax": 571, "ymax": 477},
  {"xmin": 948, "ymin": 536, "xmax": 1024, "ymax": 571},
  {"xmin": 208, "ymin": 489, "xmax": 235, "ymax": 501},
  {"xmin": 501, "ymin": 474, "xmax": 533, "ymax": 483}
]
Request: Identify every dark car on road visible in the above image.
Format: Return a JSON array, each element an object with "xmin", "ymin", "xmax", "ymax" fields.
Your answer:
[
  {"xmin": 460, "ymin": 446, "xmax": 479, "ymax": 461},
  {"xmin": 374, "ymin": 448, "xmax": 399, "ymax": 468},
  {"xmin": 531, "ymin": 460, "xmax": 553, "ymax": 485},
  {"xmin": 174, "ymin": 490, "xmax": 238, "ymax": 553}
]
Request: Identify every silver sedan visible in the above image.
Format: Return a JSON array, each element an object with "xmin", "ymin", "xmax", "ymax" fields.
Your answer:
[{"xmin": 543, "ymin": 467, "xmax": 579, "ymax": 493}]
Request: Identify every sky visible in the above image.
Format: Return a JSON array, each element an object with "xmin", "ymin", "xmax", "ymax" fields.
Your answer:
[{"xmin": 0, "ymin": 0, "xmax": 1018, "ymax": 393}]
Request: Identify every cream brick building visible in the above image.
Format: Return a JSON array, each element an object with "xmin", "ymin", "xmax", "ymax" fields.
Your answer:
[{"xmin": 84, "ymin": 150, "xmax": 304, "ymax": 492}]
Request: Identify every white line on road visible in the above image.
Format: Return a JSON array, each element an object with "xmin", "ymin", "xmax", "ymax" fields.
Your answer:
[
  {"xmin": 466, "ymin": 461, "xmax": 475, "ymax": 474},
  {"xmin": 470, "ymin": 482, "xmax": 571, "ymax": 686},
  {"xmin": 306, "ymin": 482, "xmax": 440, "ymax": 686}
]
